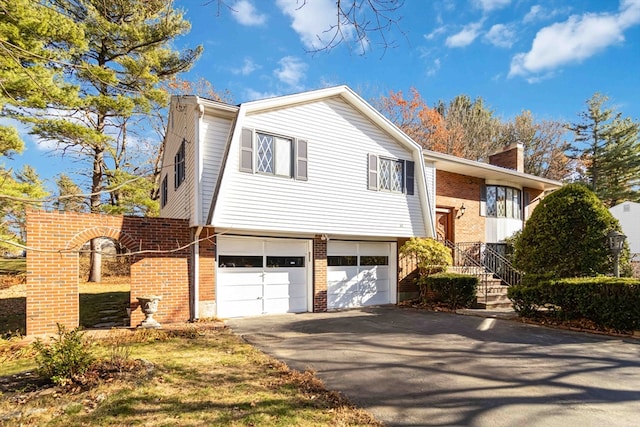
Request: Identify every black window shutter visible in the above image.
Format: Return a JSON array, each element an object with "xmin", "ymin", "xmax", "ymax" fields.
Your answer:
[
  {"xmin": 405, "ymin": 160, "xmax": 415, "ymax": 195},
  {"xmin": 240, "ymin": 128, "xmax": 254, "ymax": 173},
  {"xmin": 368, "ymin": 154, "xmax": 378, "ymax": 190},
  {"xmin": 295, "ymin": 139, "xmax": 308, "ymax": 181}
]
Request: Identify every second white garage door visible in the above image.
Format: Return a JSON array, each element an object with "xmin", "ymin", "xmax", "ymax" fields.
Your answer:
[
  {"xmin": 327, "ymin": 241, "xmax": 397, "ymax": 310},
  {"xmin": 217, "ymin": 236, "xmax": 311, "ymax": 318}
]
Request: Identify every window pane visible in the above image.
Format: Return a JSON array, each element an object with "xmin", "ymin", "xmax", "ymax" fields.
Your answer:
[
  {"xmin": 379, "ymin": 159, "xmax": 391, "ymax": 190},
  {"xmin": 391, "ymin": 161, "xmax": 403, "ymax": 192},
  {"xmin": 219, "ymin": 255, "xmax": 263, "ymax": 268},
  {"xmin": 360, "ymin": 256, "xmax": 388, "ymax": 266},
  {"xmin": 327, "ymin": 256, "xmax": 357, "ymax": 266},
  {"xmin": 256, "ymin": 133, "xmax": 274, "ymax": 174},
  {"xmin": 513, "ymin": 190, "xmax": 521, "ymax": 219},
  {"xmin": 486, "ymin": 186, "xmax": 497, "ymax": 217},
  {"xmin": 496, "ymin": 187, "xmax": 506, "ymax": 217},
  {"xmin": 379, "ymin": 158, "xmax": 403, "ymax": 192},
  {"xmin": 506, "ymin": 188, "xmax": 513, "ymax": 218},
  {"xmin": 266, "ymin": 256, "xmax": 305, "ymax": 267},
  {"xmin": 274, "ymin": 137, "xmax": 292, "ymax": 176}
]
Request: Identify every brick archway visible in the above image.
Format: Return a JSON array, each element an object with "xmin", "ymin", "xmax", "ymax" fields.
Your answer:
[{"xmin": 26, "ymin": 210, "xmax": 192, "ymax": 335}]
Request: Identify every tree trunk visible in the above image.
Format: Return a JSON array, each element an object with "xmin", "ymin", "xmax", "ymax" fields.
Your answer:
[{"xmin": 88, "ymin": 238, "xmax": 102, "ymax": 282}]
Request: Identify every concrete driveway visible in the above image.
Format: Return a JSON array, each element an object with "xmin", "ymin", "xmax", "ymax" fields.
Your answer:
[{"xmin": 226, "ymin": 306, "xmax": 640, "ymax": 427}]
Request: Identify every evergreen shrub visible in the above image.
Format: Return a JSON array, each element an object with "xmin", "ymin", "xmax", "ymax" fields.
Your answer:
[
  {"xmin": 422, "ymin": 273, "xmax": 478, "ymax": 309},
  {"xmin": 512, "ymin": 183, "xmax": 630, "ymax": 278},
  {"xmin": 508, "ymin": 277, "xmax": 640, "ymax": 332}
]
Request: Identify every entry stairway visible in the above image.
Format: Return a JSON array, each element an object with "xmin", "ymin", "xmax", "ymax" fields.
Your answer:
[{"xmin": 442, "ymin": 241, "xmax": 521, "ymax": 310}]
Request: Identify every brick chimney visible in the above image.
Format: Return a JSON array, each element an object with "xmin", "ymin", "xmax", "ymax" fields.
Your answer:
[{"xmin": 489, "ymin": 143, "xmax": 524, "ymax": 172}]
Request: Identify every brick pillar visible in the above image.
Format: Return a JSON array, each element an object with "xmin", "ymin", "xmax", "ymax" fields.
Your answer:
[
  {"xmin": 197, "ymin": 228, "xmax": 217, "ymax": 318},
  {"xmin": 313, "ymin": 235, "xmax": 327, "ymax": 312}
]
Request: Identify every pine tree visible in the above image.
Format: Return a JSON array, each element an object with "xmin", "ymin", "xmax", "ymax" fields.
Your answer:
[
  {"xmin": 568, "ymin": 93, "xmax": 640, "ymax": 206},
  {"xmin": 4, "ymin": 0, "xmax": 202, "ymax": 280}
]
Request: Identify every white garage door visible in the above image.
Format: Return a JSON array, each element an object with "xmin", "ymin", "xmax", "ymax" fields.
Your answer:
[
  {"xmin": 327, "ymin": 241, "xmax": 397, "ymax": 310},
  {"xmin": 217, "ymin": 236, "xmax": 310, "ymax": 318}
]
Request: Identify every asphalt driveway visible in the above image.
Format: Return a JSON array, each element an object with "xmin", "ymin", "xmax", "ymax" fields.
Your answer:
[{"xmin": 226, "ymin": 306, "xmax": 640, "ymax": 427}]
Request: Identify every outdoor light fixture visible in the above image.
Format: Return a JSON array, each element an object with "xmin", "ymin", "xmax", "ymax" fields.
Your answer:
[
  {"xmin": 457, "ymin": 203, "xmax": 466, "ymax": 218},
  {"xmin": 607, "ymin": 230, "xmax": 627, "ymax": 277}
]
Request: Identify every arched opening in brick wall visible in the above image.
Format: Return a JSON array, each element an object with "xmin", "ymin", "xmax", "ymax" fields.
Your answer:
[
  {"xmin": 77, "ymin": 236, "xmax": 132, "ymax": 329},
  {"xmin": 26, "ymin": 211, "xmax": 192, "ymax": 335}
]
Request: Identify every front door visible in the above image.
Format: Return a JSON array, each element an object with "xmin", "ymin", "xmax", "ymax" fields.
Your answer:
[{"xmin": 436, "ymin": 207, "xmax": 454, "ymax": 243}]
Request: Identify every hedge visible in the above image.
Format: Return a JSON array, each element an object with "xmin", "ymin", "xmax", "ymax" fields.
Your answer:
[
  {"xmin": 507, "ymin": 277, "xmax": 640, "ymax": 332},
  {"xmin": 421, "ymin": 273, "xmax": 478, "ymax": 309}
]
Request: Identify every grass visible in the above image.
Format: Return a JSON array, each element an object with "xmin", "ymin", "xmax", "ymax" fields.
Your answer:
[
  {"xmin": 0, "ymin": 327, "xmax": 381, "ymax": 426},
  {"xmin": 0, "ymin": 278, "xmax": 131, "ymax": 336},
  {"xmin": 0, "ymin": 258, "xmax": 25, "ymax": 275}
]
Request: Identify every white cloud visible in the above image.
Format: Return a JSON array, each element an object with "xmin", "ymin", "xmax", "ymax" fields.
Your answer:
[
  {"xmin": 509, "ymin": 0, "xmax": 640, "ymax": 78},
  {"xmin": 427, "ymin": 58, "xmax": 442, "ymax": 76},
  {"xmin": 276, "ymin": 0, "xmax": 355, "ymax": 50},
  {"xmin": 243, "ymin": 88, "xmax": 280, "ymax": 101},
  {"xmin": 231, "ymin": 0, "xmax": 266, "ymax": 26},
  {"xmin": 425, "ymin": 25, "xmax": 447, "ymax": 40},
  {"xmin": 445, "ymin": 22, "xmax": 483, "ymax": 47},
  {"xmin": 475, "ymin": 0, "xmax": 511, "ymax": 13},
  {"xmin": 232, "ymin": 58, "xmax": 259, "ymax": 76},
  {"xmin": 523, "ymin": 5, "xmax": 543, "ymax": 23},
  {"xmin": 274, "ymin": 56, "xmax": 308, "ymax": 88},
  {"xmin": 484, "ymin": 23, "xmax": 515, "ymax": 48}
]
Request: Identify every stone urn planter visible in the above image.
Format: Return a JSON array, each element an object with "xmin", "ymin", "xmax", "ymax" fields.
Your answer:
[{"xmin": 136, "ymin": 295, "xmax": 163, "ymax": 329}]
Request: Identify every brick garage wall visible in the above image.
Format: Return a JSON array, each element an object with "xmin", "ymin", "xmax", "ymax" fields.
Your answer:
[
  {"xmin": 436, "ymin": 170, "xmax": 485, "ymax": 243},
  {"xmin": 313, "ymin": 235, "xmax": 327, "ymax": 312},
  {"xmin": 26, "ymin": 210, "xmax": 192, "ymax": 335}
]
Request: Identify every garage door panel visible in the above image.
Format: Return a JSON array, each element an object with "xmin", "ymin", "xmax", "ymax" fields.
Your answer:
[
  {"xmin": 327, "ymin": 266, "xmax": 358, "ymax": 283},
  {"xmin": 263, "ymin": 269, "xmax": 306, "ymax": 285},
  {"xmin": 264, "ymin": 282, "xmax": 306, "ymax": 299},
  {"xmin": 358, "ymin": 242, "xmax": 390, "ymax": 256},
  {"xmin": 220, "ymin": 300, "xmax": 263, "ymax": 318},
  {"xmin": 328, "ymin": 289, "xmax": 359, "ymax": 309},
  {"xmin": 327, "ymin": 241, "xmax": 395, "ymax": 310},
  {"xmin": 219, "ymin": 238, "xmax": 263, "ymax": 255},
  {"xmin": 217, "ymin": 237, "xmax": 309, "ymax": 318},
  {"xmin": 263, "ymin": 295, "xmax": 307, "ymax": 314},
  {"xmin": 217, "ymin": 282, "xmax": 263, "ymax": 301},
  {"xmin": 217, "ymin": 270, "xmax": 263, "ymax": 285},
  {"xmin": 361, "ymin": 289, "xmax": 389, "ymax": 305}
]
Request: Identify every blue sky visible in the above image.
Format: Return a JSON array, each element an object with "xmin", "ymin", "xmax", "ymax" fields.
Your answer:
[{"xmin": 6, "ymin": 0, "xmax": 640, "ymax": 190}]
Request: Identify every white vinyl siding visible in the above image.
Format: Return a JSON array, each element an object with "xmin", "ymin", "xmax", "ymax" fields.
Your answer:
[
  {"xmin": 212, "ymin": 98, "xmax": 426, "ymax": 237},
  {"xmin": 200, "ymin": 114, "xmax": 233, "ymax": 223},
  {"xmin": 160, "ymin": 100, "xmax": 196, "ymax": 219}
]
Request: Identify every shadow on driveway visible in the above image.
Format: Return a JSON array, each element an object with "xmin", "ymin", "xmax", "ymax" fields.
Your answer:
[{"xmin": 227, "ymin": 306, "xmax": 640, "ymax": 427}]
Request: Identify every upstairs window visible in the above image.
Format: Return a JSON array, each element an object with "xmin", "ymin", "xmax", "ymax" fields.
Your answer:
[
  {"xmin": 240, "ymin": 128, "xmax": 308, "ymax": 181},
  {"xmin": 160, "ymin": 175, "xmax": 168, "ymax": 208},
  {"xmin": 484, "ymin": 185, "xmax": 521, "ymax": 219},
  {"xmin": 257, "ymin": 132, "xmax": 292, "ymax": 176},
  {"xmin": 174, "ymin": 139, "xmax": 186, "ymax": 189},
  {"xmin": 368, "ymin": 154, "xmax": 414, "ymax": 195}
]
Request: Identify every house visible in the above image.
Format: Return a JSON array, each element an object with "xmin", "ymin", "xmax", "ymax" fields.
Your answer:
[
  {"xmin": 159, "ymin": 85, "xmax": 562, "ymax": 319},
  {"xmin": 427, "ymin": 144, "xmax": 562, "ymax": 245},
  {"xmin": 609, "ymin": 201, "xmax": 640, "ymax": 259}
]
